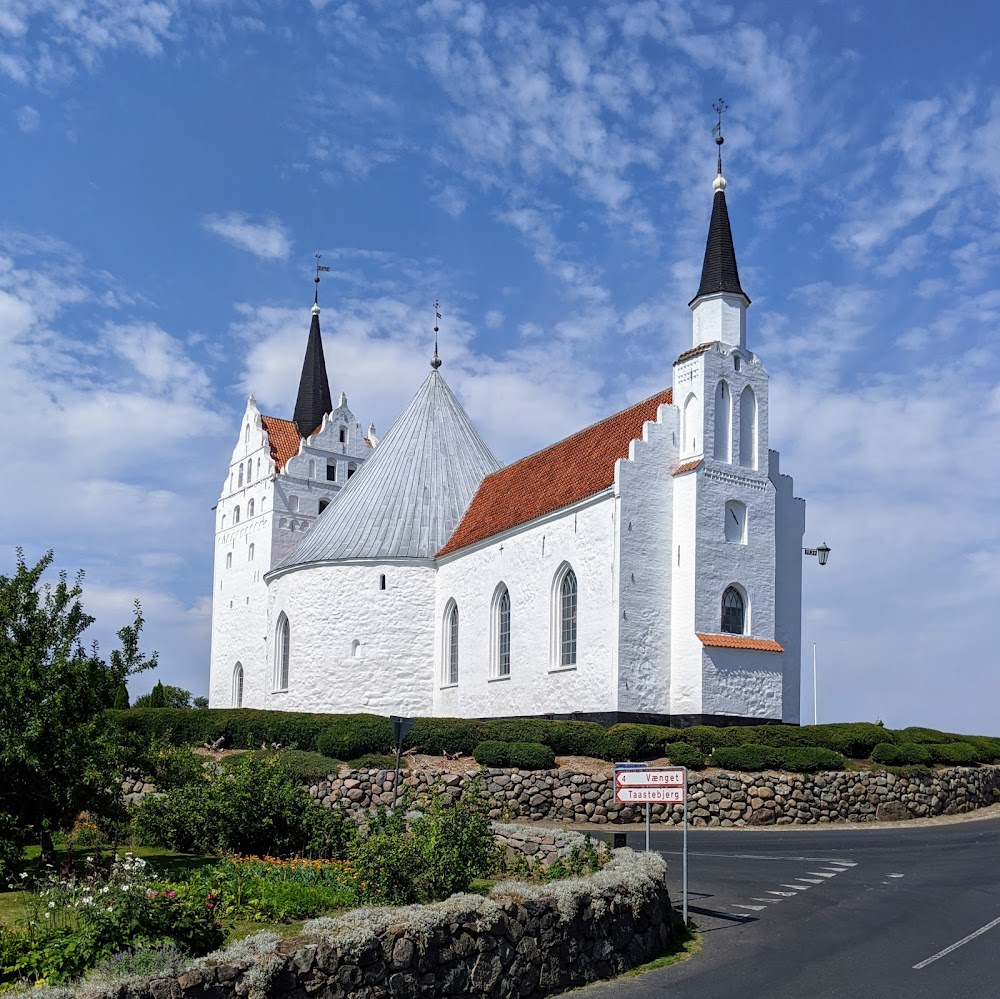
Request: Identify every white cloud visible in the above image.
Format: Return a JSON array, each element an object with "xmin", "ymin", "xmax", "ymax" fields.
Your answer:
[
  {"xmin": 15, "ymin": 105, "xmax": 40, "ymax": 132},
  {"xmin": 202, "ymin": 212, "xmax": 292, "ymax": 261}
]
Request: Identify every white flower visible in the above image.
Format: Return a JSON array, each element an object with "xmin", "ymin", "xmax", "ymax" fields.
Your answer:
[
  {"xmin": 19, "ymin": 873, "xmax": 27, "ymax": 879},
  {"xmin": 100, "ymin": 886, "xmax": 110, "ymax": 894},
  {"xmin": 47, "ymin": 902, "xmax": 55, "ymax": 909},
  {"xmin": 44, "ymin": 912, "xmax": 50, "ymax": 919},
  {"xmin": 82, "ymin": 895, "xmax": 94, "ymax": 905}
]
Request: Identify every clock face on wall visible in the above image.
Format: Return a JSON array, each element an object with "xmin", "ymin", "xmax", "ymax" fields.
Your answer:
[{"xmin": 725, "ymin": 501, "xmax": 747, "ymax": 543}]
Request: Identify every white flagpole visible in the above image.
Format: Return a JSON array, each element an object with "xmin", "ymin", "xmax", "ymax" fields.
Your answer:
[{"xmin": 813, "ymin": 643, "xmax": 818, "ymax": 725}]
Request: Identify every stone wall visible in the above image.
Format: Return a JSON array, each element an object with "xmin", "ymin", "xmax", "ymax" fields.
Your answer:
[
  {"xmin": 307, "ymin": 764, "xmax": 1000, "ymax": 826},
  {"xmin": 492, "ymin": 824, "xmax": 608, "ymax": 870},
  {"xmin": 84, "ymin": 851, "xmax": 671, "ymax": 999}
]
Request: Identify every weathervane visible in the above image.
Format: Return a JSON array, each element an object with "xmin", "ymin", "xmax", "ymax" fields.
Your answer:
[
  {"xmin": 314, "ymin": 253, "xmax": 330, "ymax": 305},
  {"xmin": 431, "ymin": 300, "xmax": 442, "ymax": 369},
  {"xmin": 712, "ymin": 98, "xmax": 727, "ymax": 176}
]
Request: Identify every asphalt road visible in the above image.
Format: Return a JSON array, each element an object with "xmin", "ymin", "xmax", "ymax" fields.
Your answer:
[{"xmin": 583, "ymin": 813, "xmax": 1000, "ymax": 998}]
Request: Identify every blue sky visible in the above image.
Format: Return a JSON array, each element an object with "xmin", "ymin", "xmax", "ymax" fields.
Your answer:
[{"xmin": 2, "ymin": 1, "xmax": 999, "ymax": 733}]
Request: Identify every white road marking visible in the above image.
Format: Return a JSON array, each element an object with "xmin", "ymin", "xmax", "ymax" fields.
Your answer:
[
  {"xmin": 780, "ymin": 884, "xmax": 810, "ymax": 891},
  {"xmin": 886, "ymin": 873, "xmax": 905, "ymax": 878},
  {"xmin": 913, "ymin": 915, "xmax": 1000, "ymax": 970},
  {"xmin": 669, "ymin": 851, "xmax": 856, "ymax": 865},
  {"xmin": 766, "ymin": 890, "xmax": 798, "ymax": 897},
  {"xmin": 733, "ymin": 904, "xmax": 767, "ymax": 911},
  {"xmin": 751, "ymin": 898, "xmax": 777, "ymax": 903},
  {"xmin": 807, "ymin": 871, "xmax": 839, "ymax": 878},
  {"xmin": 797, "ymin": 878, "xmax": 825, "ymax": 884}
]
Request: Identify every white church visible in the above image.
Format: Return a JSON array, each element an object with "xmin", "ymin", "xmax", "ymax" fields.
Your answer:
[{"xmin": 208, "ymin": 152, "xmax": 807, "ymax": 726}]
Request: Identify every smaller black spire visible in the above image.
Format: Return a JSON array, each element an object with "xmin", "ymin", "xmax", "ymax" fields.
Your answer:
[
  {"xmin": 689, "ymin": 100, "xmax": 749, "ymax": 307},
  {"xmin": 430, "ymin": 300, "xmax": 442, "ymax": 369},
  {"xmin": 293, "ymin": 263, "xmax": 334, "ymax": 438}
]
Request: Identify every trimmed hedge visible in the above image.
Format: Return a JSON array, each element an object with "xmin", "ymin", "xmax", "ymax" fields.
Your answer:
[
  {"xmin": 664, "ymin": 742, "xmax": 705, "ymax": 770},
  {"xmin": 710, "ymin": 744, "xmax": 848, "ymax": 773},
  {"xmin": 104, "ymin": 709, "xmax": 999, "ymax": 769},
  {"xmin": 472, "ymin": 741, "xmax": 556, "ymax": 770},
  {"xmin": 870, "ymin": 742, "xmax": 932, "ymax": 765}
]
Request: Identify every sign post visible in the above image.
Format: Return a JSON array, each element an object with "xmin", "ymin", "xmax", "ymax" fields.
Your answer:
[
  {"xmin": 614, "ymin": 763, "xmax": 688, "ymax": 924},
  {"xmin": 390, "ymin": 715, "xmax": 413, "ymax": 810}
]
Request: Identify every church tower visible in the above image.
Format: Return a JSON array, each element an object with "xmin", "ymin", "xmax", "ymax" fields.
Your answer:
[
  {"xmin": 667, "ymin": 122, "xmax": 804, "ymax": 724},
  {"xmin": 208, "ymin": 284, "xmax": 377, "ymax": 708}
]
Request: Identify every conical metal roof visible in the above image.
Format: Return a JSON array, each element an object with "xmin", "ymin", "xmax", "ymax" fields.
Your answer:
[
  {"xmin": 688, "ymin": 185, "xmax": 749, "ymax": 306},
  {"xmin": 292, "ymin": 304, "xmax": 334, "ymax": 439},
  {"xmin": 277, "ymin": 368, "xmax": 500, "ymax": 566}
]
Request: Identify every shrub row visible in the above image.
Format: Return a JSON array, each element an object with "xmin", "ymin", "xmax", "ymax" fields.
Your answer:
[
  {"xmin": 709, "ymin": 745, "xmax": 849, "ymax": 773},
  {"xmin": 472, "ymin": 741, "xmax": 556, "ymax": 770},
  {"xmin": 104, "ymin": 710, "xmax": 1000, "ymax": 766},
  {"xmin": 870, "ymin": 741, "xmax": 986, "ymax": 766}
]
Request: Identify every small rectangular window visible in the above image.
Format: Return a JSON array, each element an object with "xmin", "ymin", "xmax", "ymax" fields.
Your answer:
[
  {"xmin": 326, "ymin": 464, "xmax": 336, "ymax": 482},
  {"xmin": 339, "ymin": 428, "xmax": 346, "ymax": 443},
  {"xmin": 379, "ymin": 574, "xmax": 386, "ymax": 590}
]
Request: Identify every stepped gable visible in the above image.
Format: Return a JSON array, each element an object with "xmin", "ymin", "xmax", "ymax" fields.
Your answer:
[
  {"xmin": 437, "ymin": 388, "xmax": 673, "ymax": 558},
  {"xmin": 277, "ymin": 369, "xmax": 500, "ymax": 565}
]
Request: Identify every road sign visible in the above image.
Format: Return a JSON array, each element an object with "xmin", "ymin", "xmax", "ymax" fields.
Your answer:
[
  {"xmin": 616, "ymin": 768, "xmax": 685, "ymax": 787},
  {"xmin": 615, "ymin": 786, "xmax": 686, "ymax": 803}
]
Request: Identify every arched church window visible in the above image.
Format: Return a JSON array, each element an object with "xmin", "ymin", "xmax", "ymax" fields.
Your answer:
[
  {"xmin": 351, "ymin": 639, "xmax": 361, "ymax": 658},
  {"xmin": 308, "ymin": 459, "xmax": 316, "ymax": 478},
  {"xmin": 248, "ymin": 543, "xmax": 255, "ymax": 561},
  {"xmin": 379, "ymin": 573, "xmax": 386, "ymax": 590},
  {"xmin": 233, "ymin": 662, "xmax": 244, "ymax": 707},
  {"xmin": 256, "ymin": 457, "xmax": 260, "ymax": 477},
  {"xmin": 221, "ymin": 514, "xmax": 227, "ymax": 529},
  {"xmin": 238, "ymin": 464, "xmax": 244, "ymax": 488},
  {"xmin": 721, "ymin": 586, "xmax": 745, "ymax": 635},
  {"xmin": 275, "ymin": 614, "xmax": 290, "ymax": 690},
  {"xmin": 493, "ymin": 586, "xmax": 511, "ymax": 678},
  {"xmin": 339, "ymin": 427, "xmax": 346, "ymax": 444},
  {"xmin": 326, "ymin": 464, "xmax": 336, "ymax": 482},
  {"xmin": 739, "ymin": 386, "xmax": 757, "ymax": 469},
  {"xmin": 443, "ymin": 602, "xmax": 459, "ymax": 685},
  {"xmin": 289, "ymin": 495, "xmax": 299, "ymax": 513},
  {"xmin": 347, "ymin": 463, "xmax": 357, "ymax": 479},
  {"xmin": 552, "ymin": 565, "xmax": 577, "ymax": 668},
  {"xmin": 244, "ymin": 424, "xmax": 250, "ymax": 444},
  {"xmin": 226, "ymin": 552, "xmax": 232, "ymax": 569},
  {"xmin": 233, "ymin": 506, "xmax": 240, "ymax": 524},
  {"xmin": 247, "ymin": 499, "xmax": 255, "ymax": 518},
  {"xmin": 714, "ymin": 381, "xmax": 732, "ymax": 463}
]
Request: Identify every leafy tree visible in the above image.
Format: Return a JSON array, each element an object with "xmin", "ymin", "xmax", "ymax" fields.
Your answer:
[
  {"xmin": 133, "ymin": 682, "xmax": 191, "ymax": 709},
  {"xmin": 0, "ymin": 549, "xmax": 157, "ymax": 873},
  {"xmin": 192, "ymin": 696, "xmax": 209, "ymax": 709}
]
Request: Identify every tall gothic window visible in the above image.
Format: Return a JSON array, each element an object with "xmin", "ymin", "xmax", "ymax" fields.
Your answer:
[
  {"xmin": 443, "ymin": 602, "xmax": 459, "ymax": 685},
  {"xmin": 721, "ymin": 586, "xmax": 745, "ymax": 635},
  {"xmin": 275, "ymin": 614, "xmax": 290, "ymax": 690},
  {"xmin": 495, "ymin": 587, "xmax": 511, "ymax": 678},
  {"xmin": 739, "ymin": 385, "xmax": 757, "ymax": 468},
  {"xmin": 247, "ymin": 499, "xmax": 254, "ymax": 517},
  {"xmin": 232, "ymin": 662, "xmax": 244, "ymax": 707},
  {"xmin": 233, "ymin": 505, "xmax": 240, "ymax": 524},
  {"xmin": 554, "ymin": 566, "xmax": 577, "ymax": 667},
  {"xmin": 714, "ymin": 380, "xmax": 732, "ymax": 462},
  {"xmin": 238, "ymin": 463, "xmax": 244, "ymax": 487}
]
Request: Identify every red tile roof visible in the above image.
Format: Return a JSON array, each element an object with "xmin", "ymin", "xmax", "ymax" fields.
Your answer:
[
  {"xmin": 674, "ymin": 341, "xmax": 718, "ymax": 365},
  {"xmin": 696, "ymin": 633, "xmax": 785, "ymax": 653},
  {"xmin": 437, "ymin": 388, "xmax": 673, "ymax": 558},
  {"xmin": 672, "ymin": 459, "xmax": 702, "ymax": 476},
  {"xmin": 260, "ymin": 415, "xmax": 305, "ymax": 472}
]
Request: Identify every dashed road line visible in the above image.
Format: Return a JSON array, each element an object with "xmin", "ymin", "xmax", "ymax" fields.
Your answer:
[
  {"xmin": 797, "ymin": 878, "xmax": 825, "ymax": 884},
  {"xmin": 733, "ymin": 904, "xmax": 767, "ymax": 912},
  {"xmin": 766, "ymin": 890, "xmax": 799, "ymax": 897},
  {"xmin": 887, "ymin": 873, "xmax": 905, "ymax": 878},
  {"xmin": 807, "ymin": 871, "xmax": 839, "ymax": 878},
  {"xmin": 779, "ymin": 883, "xmax": 811, "ymax": 891},
  {"xmin": 913, "ymin": 915, "xmax": 1000, "ymax": 970}
]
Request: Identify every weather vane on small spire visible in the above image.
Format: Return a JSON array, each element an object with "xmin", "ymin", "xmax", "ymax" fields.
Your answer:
[
  {"xmin": 431, "ymin": 300, "xmax": 442, "ymax": 369},
  {"xmin": 712, "ymin": 98, "xmax": 727, "ymax": 177},
  {"xmin": 314, "ymin": 253, "xmax": 330, "ymax": 306}
]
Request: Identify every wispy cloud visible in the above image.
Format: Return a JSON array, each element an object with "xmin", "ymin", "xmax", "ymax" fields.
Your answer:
[
  {"xmin": 202, "ymin": 212, "xmax": 292, "ymax": 261},
  {"xmin": 15, "ymin": 105, "xmax": 40, "ymax": 132}
]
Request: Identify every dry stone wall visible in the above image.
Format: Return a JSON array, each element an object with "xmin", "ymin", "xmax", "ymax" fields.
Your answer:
[
  {"xmin": 82, "ymin": 851, "xmax": 671, "ymax": 999},
  {"xmin": 307, "ymin": 764, "xmax": 1000, "ymax": 826}
]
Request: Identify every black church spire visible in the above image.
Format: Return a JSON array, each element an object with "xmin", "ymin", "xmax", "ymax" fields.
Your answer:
[{"xmin": 292, "ymin": 300, "xmax": 333, "ymax": 440}]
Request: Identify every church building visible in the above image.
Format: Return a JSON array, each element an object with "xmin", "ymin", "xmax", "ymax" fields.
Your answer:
[{"xmin": 208, "ymin": 150, "xmax": 807, "ymax": 726}]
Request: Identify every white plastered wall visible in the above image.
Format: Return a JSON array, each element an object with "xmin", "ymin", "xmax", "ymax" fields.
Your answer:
[
  {"xmin": 433, "ymin": 494, "xmax": 619, "ymax": 718},
  {"xmin": 261, "ymin": 562, "xmax": 436, "ymax": 716},
  {"xmin": 615, "ymin": 402, "xmax": 678, "ymax": 715}
]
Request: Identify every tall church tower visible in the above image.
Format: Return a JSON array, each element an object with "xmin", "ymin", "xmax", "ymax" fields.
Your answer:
[
  {"xmin": 667, "ymin": 125, "xmax": 805, "ymax": 723},
  {"xmin": 208, "ymin": 289, "xmax": 377, "ymax": 708}
]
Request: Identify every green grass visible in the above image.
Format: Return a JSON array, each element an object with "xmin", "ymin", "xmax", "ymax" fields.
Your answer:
[{"xmin": 622, "ymin": 915, "xmax": 701, "ymax": 977}]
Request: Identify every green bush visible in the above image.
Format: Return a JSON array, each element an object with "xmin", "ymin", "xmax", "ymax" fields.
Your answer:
[
  {"xmin": 808, "ymin": 723, "xmax": 894, "ymax": 758},
  {"xmin": 478, "ymin": 719, "xmax": 606, "ymax": 757},
  {"xmin": 672, "ymin": 725, "xmax": 745, "ymax": 755},
  {"xmin": 132, "ymin": 754, "xmax": 336, "ymax": 857},
  {"xmin": 709, "ymin": 744, "xmax": 847, "ymax": 773},
  {"xmin": 145, "ymin": 745, "xmax": 207, "ymax": 791},
  {"xmin": 870, "ymin": 742, "xmax": 932, "ymax": 766},
  {"xmin": 405, "ymin": 717, "xmax": 484, "ymax": 756},
  {"xmin": 927, "ymin": 742, "xmax": 982, "ymax": 766},
  {"xmin": 347, "ymin": 791, "xmax": 499, "ymax": 904},
  {"xmin": 664, "ymin": 742, "xmax": 705, "ymax": 769},
  {"xmin": 601, "ymin": 724, "xmax": 677, "ymax": 761},
  {"xmin": 235, "ymin": 749, "xmax": 341, "ymax": 784},
  {"xmin": 958, "ymin": 735, "xmax": 1000, "ymax": 763},
  {"xmin": 473, "ymin": 741, "xmax": 555, "ymax": 770},
  {"xmin": 892, "ymin": 726, "xmax": 957, "ymax": 745},
  {"xmin": 313, "ymin": 715, "xmax": 393, "ymax": 759}
]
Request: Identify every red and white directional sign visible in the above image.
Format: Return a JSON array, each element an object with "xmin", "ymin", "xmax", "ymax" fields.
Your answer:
[
  {"xmin": 616, "ymin": 769, "xmax": 685, "ymax": 787},
  {"xmin": 615, "ymin": 787, "xmax": 686, "ymax": 803},
  {"xmin": 613, "ymin": 766, "xmax": 687, "ymax": 803}
]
